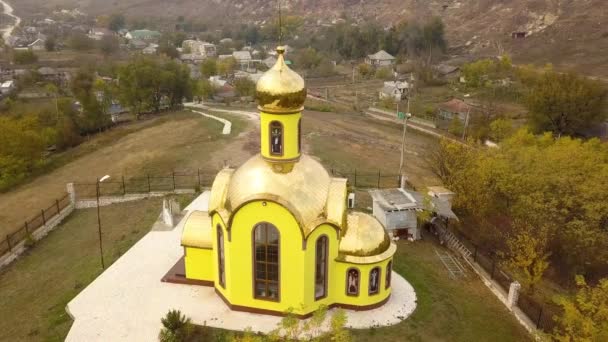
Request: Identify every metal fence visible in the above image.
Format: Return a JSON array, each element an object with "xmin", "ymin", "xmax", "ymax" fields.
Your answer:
[
  {"xmin": 73, "ymin": 170, "xmax": 218, "ymax": 199},
  {"xmin": 1, "ymin": 193, "xmax": 71, "ymax": 257},
  {"xmin": 454, "ymin": 230, "xmax": 562, "ymax": 333},
  {"xmin": 330, "ymin": 169, "xmax": 402, "ymax": 189}
]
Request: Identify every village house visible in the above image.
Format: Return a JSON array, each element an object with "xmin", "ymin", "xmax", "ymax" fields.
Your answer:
[
  {"xmin": 181, "ymin": 40, "xmax": 217, "ymax": 58},
  {"xmin": 379, "ymin": 80, "xmax": 410, "ymax": 101},
  {"xmin": 0, "ymin": 80, "xmax": 15, "ymax": 95},
  {"xmin": 129, "ymin": 39, "xmax": 148, "ymax": 50},
  {"xmin": 88, "ymin": 28, "xmax": 113, "ymax": 41},
  {"xmin": 365, "ymin": 50, "xmax": 396, "ymax": 67},
  {"xmin": 142, "ymin": 44, "xmax": 159, "ymax": 55},
  {"xmin": 125, "ymin": 29, "xmax": 161, "ymax": 42},
  {"xmin": 435, "ymin": 64, "xmax": 460, "ymax": 80},
  {"xmin": 27, "ymin": 38, "xmax": 46, "ymax": 51},
  {"xmin": 437, "ymin": 98, "xmax": 472, "ymax": 121},
  {"xmin": 180, "ymin": 54, "xmax": 206, "ymax": 64},
  {"xmin": 263, "ymin": 56, "xmax": 277, "ymax": 69}
]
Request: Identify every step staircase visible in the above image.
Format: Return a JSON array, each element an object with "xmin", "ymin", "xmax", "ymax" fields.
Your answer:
[
  {"xmin": 434, "ymin": 221, "xmax": 473, "ymax": 259},
  {"xmin": 434, "ymin": 248, "xmax": 468, "ymax": 279}
]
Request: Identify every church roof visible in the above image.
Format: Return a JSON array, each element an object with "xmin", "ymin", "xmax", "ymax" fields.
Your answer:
[
  {"xmin": 181, "ymin": 211, "xmax": 212, "ymax": 249},
  {"xmin": 209, "ymin": 154, "xmax": 350, "ymax": 237}
]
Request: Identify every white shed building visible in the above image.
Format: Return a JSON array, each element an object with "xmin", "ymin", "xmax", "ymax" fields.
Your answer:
[{"xmin": 369, "ymin": 188, "xmax": 457, "ymax": 240}]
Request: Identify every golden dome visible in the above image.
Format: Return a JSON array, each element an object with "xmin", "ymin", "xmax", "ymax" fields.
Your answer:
[
  {"xmin": 340, "ymin": 212, "xmax": 391, "ymax": 257},
  {"xmin": 256, "ymin": 46, "xmax": 307, "ymax": 114},
  {"xmin": 225, "ymin": 154, "xmax": 330, "ymax": 234}
]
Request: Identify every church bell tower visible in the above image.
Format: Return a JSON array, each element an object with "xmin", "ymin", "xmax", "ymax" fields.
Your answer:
[{"xmin": 255, "ymin": 46, "xmax": 307, "ymax": 173}]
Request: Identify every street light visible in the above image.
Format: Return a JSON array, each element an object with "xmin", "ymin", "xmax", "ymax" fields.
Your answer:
[
  {"xmin": 398, "ymin": 75, "xmax": 414, "ymax": 188},
  {"xmin": 96, "ymin": 175, "xmax": 110, "ymax": 269}
]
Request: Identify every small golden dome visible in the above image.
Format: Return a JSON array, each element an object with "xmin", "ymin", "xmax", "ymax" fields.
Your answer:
[
  {"xmin": 256, "ymin": 46, "xmax": 307, "ymax": 114},
  {"xmin": 340, "ymin": 212, "xmax": 391, "ymax": 257}
]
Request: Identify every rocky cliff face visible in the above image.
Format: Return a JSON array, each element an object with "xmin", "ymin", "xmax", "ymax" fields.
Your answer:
[{"xmin": 13, "ymin": 0, "xmax": 608, "ymax": 76}]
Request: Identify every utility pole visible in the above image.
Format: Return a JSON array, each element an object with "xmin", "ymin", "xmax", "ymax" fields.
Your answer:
[
  {"xmin": 398, "ymin": 75, "xmax": 414, "ymax": 188},
  {"xmin": 462, "ymin": 99, "xmax": 471, "ymax": 140}
]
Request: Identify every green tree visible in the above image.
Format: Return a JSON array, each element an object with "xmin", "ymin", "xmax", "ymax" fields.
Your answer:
[
  {"xmin": 357, "ymin": 63, "xmax": 373, "ymax": 79},
  {"xmin": 68, "ymin": 33, "xmax": 95, "ymax": 51},
  {"xmin": 489, "ymin": 118, "xmax": 514, "ymax": 142},
  {"xmin": 218, "ymin": 57, "xmax": 237, "ymax": 77},
  {"xmin": 45, "ymin": 36, "xmax": 57, "ymax": 51},
  {"xmin": 505, "ymin": 223, "xmax": 551, "ymax": 292},
  {"xmin": 553, "ymin": 276, "xmax": 608, "ymax": 342},
  {"xmin": 526, "ymin": 71, "xmax": 606, "ymax": 136},
  {"xmin": 108, "ymin": 14, "xmax": 126, "ymax": 32},
  {"xmin": 200, "ymin": 58, "xmax": 218, "ymax": 78},
  {"xmin": 234, "ymin": 78, "xmax": 255, "ymax": 97}
]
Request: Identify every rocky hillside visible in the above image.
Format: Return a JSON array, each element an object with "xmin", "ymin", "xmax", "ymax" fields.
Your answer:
[{"xmin": 12, "ymin": 0, "xmax": 608, "ymax": 76}]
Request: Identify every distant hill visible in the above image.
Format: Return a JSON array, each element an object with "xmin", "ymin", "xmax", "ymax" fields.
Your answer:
[{"xmin": 12, "ymin": 0, "xmax": 608, "ymax": 77}]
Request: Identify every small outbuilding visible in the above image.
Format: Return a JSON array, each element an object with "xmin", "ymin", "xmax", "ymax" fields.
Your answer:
[
  {"xmin": 369, "ymin": 188, "xmax": 457, "ymax": 240},
  {"xmin": 366, "ymin": 50, "xmax": 396, "ymax": 67}
]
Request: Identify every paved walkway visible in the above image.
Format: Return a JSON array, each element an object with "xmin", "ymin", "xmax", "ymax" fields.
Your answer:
[
  {"xmin": 66, "ymin": 192, "xmax": 417, "ymax": 341},
  {"xmin": 189, "ymin": 109, "xmax": 232, "ymax": 135},
  {"xmin": 0, "ymin": 0, "xmax": 20, "ymax": 40}
]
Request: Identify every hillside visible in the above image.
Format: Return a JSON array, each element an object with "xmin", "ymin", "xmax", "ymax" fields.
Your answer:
[{"xmin": 11, "ymin": 0, "xmax": 608, "ymax": 77}]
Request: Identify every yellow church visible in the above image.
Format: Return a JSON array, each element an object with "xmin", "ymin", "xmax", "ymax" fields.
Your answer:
[{"xmin": 173, "ymin": 46, "xmax": 397, "ymax": 317}]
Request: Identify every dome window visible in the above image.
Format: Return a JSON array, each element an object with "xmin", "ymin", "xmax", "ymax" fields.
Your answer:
[{"xmin": 269, "ymin": 121, "xmax": 283, "ymax": 156}]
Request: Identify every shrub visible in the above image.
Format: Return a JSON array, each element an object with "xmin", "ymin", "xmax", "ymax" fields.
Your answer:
[{"xmin": 159, "ymin": 309, "xmax": 193, "ymax": 342}]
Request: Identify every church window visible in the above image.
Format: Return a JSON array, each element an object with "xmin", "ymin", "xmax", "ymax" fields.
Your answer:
[
  {"xmin": 386, "ymin": 261, "xmax": 392, "ymax": 289},
  {"xmin": 346, "ymin": 268, "xmax": 360, "ymax": 296},
  {"xmin": 269, "ymin": 121, "xmax": 283, "ymax": 156},
  {"xmin": 253, "ymin": 222, "xmax": 280, "ymax": 301},
  {"xmin": 315, "ymin": 236, "xmax": 328, "ymax": 300},
  {"xmin": 217, "ymin": 225, "xmax": 225, "ymax": 288},
  {"xmin": 298, "ymin": 119, "xmax": 302, "ymax": 153},
  {"xmin": 369, "ymin": 267, "xmax": 381, "ymax": 295}
]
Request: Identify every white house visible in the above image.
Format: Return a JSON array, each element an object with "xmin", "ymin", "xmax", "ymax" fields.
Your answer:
[
  {"xmin": 181, "ymin": 40, "xmax": 217, "ymax": 58},
  {"xmin": 0, "ymin": 80, "xmax": 15, "ymax": 95},
  {"xmin": 28, "ymin": 39, "xmax": 46, "ymax": 51},
  {"xmin": 379, "ymin": 81, "xmax": 410, "ymax": 101},
  {"xmin": 366, "ymin": 50, "xmax": 396, "ymax": 67}
]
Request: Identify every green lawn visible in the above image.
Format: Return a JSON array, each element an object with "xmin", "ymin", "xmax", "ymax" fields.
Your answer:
[
  {"xmin": 350, "ymin": 238, "xmax": 531, "ymax": 341},
  {"xmin": 0, "ymin": 195, "xmax": 193, "ymax": 341}
]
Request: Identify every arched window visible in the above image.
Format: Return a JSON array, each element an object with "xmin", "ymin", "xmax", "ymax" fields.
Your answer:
[
  {"xmin": 315, "ymin": 236, "xmax": 328, "ymax": 300},
  {"xmin": 253, "ymin": 223, "xmax": 280, "ymax": 301},
  {"xmin": 346, "ymin": 268, "xmax": 360, "ymax": 296},
  {"xmin": 386, "ymin": 261, "xmax": 392, "ymax": 289},
  {"xmin": 297, "ymin": 119, "xmax": 302, "ymax": 153},
  {"xmin": 217, "ymin": 225, "xmax": 225, "ymax": 288},
  {"xmin": 269, "ymin": 121, "xmax": 283, "ymax": 156},
  {"xmin": 369, "ymin": 267, "xmax": 381, "ymax": 295}
]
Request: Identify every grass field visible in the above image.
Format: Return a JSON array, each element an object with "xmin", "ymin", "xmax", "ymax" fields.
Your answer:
[
  {"xmin": 0, "ymin": 110, "xmax": 246, "ymax": 238},
  {"xmin": 0, "ymin": 196, "xmax": 193, "ymax": 341}
]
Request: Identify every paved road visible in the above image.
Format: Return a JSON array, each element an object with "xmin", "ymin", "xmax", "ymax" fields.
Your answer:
[{"xmin": 0, "ymin": 0, "xmax": 20, "ymax": 40}]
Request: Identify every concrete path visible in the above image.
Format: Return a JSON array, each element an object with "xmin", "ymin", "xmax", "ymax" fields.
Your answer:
[
  {"xmin": 189, "ymin": 109, "xmax": 232, "ymax": 135},
  {"xmin": 185, "ymin": 102, "xmax": 259, "ymax": 123},
  {"xmin": 0, "ymin": 0, "xmax": 20, "ymax": 40},
  {"xmin": 66, "ymin": 192, "xmax": 417, "ymax": 341}
]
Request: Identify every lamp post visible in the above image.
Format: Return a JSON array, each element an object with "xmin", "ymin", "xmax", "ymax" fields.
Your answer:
[{"xmin": 96, "ymin": 175, "xmax": 110, "ymax": 269}]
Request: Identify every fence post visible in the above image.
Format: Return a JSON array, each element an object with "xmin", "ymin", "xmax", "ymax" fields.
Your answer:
[
  {"xmin": 147, "ymin": 174, "xmax": 151, "ymax": 193},
  {"xmin": 473, "ymin": 245, "xmax": 478, "ymax": 261},
  {"xmin": 354, "ymin": 169, "xmax": 357, "ymax": 187},
  {"xmin": 491, "ymin": 259, "xmax": 496, "ymax": 279},
  {"xmin": 377, "ymin": 170, "xmax": 381, "ymax": 188},
  {"xmin": 536, "ymin": 307, "xmax": 543, "ymax": 329},
  {"xmin": 6, "ymin": 235, "xmax": 11, "ymax": 252},
  {"xmin": 172, "ymin": 171, "xmax": 176, "ymax": 190},
  {"xmin": 25, "ymin": 221, "xmax": 29, "ymax": 234},
  {"xmin": 56, "ymin": 199, "xmax": 60, "ymax": 213},
  {"xmin": 41, "ymin": 210, "xmax": 46, "ymax": 225},
  {"xmin": 197, "ymin": 168, "xmax": 201, "ymax": 187}
]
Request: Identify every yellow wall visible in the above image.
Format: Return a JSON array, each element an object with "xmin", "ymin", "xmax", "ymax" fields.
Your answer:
[
  {"xmin": 184, "ymin": 247, "xmax": 214, "ymax": 282},
  {"xmin": 204, "ymin": 200, "xmax": 392, "ymax": 316},
  {"xmin": 260, "ymin": 111, "xmax": 301, "ymax": 161}
]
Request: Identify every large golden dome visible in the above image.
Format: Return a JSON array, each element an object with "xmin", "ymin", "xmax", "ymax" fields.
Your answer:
[
  {"xmin": 225, "ymin": 154, "xmax": 330, "ymax": 230},
  {"xmin": 256, "ymin": 46, "xmax": 307, "ymax": 114}
]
